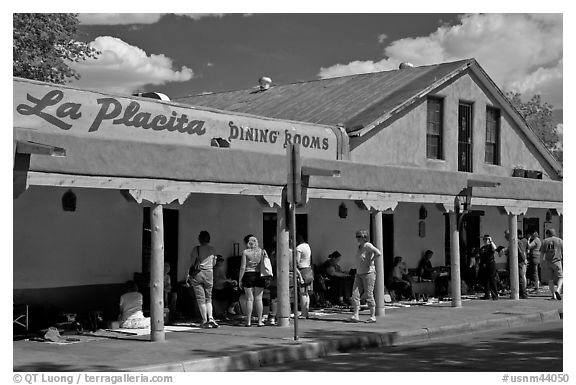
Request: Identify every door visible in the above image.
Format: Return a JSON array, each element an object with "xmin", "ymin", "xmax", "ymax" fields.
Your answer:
[
  {"xmin": 262, "ymin": 212, "xmax": 308, "ymax": 255},
  {"xmin": 141, "ymin": 207, "xmax": 179, "ymax": 290},
  {"xmin": 523, "ymin": 217, "xmax": 540, "ymax": 237},
  {"xmin": 458, "ymin": 103, "xmax": 473, "ymax": 172}
]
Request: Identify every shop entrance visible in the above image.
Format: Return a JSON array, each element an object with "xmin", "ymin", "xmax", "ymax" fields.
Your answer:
[
  {"xmin": 141, "ymin": 207, "xmax": 179, "ymax": 294},
  {"xmin": 262, "ymin": 212, "xmax": 308, "ymax": 255}
]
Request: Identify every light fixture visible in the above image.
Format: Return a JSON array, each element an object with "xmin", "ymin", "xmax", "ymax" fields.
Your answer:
[
  {"xmin": 419, "ymin": 205, "xmax": 428, "ymax": 220},
  {"xmin": 455, "ymin": 187, "xmax": 472, "ymax": 214},
  {"xmin": 62, "ymin": 190, "xmax": 76, "ymax": 212},
  {"xmin": 338, "ymin": 202, "xmax": 348, "ymax": 219},
  {"xmin": 546, "ymin": 210, "xmax": 552, "ymax": 222}
]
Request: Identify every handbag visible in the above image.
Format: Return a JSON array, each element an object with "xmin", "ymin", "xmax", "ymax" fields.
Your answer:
[{"xmin": 260, "ymin": 250, "xmax": 274, "ymax": 278}]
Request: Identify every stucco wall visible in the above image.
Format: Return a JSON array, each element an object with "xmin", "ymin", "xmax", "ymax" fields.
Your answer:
[
  {"xmin": 176, "ymin": 193, "xmax": 265, "ymax": 281},
  {"xmin": 392, "ymin": 203, "xmax": 446, "ymax": 269},
  {"xmin": 13, "ymin": 186, "xmax": 142, "ymax": 289},
  {"xmin": 351, "ymin": 74, "xmax": 556, "ymax": 180},
  {"xmin": 305, "ymin": 199, "xmax": 370, "ymax": 271}
]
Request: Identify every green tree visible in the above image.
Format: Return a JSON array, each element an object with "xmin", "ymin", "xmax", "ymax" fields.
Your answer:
[
  {"xmin": 13, "ymin": 13, "xmax": 99, "ymax": 84},
  {"xmin": 506, "ymin": 91, "xmax": 560, "ymax": 153}
]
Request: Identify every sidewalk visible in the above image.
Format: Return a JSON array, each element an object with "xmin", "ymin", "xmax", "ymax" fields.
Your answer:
[{"xmin": 13, "ymin": 296, "xmax": 563, "ymax": 372}]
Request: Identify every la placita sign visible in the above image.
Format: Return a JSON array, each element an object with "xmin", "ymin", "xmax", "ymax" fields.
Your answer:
[{"xmin": 13, "ymin": 78, "xmax": 341, "ymax": 160}]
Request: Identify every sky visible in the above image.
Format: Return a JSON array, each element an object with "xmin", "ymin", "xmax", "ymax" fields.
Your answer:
[{"xmin": 69, "ymin": 13, "xmax": 564, "ymax": 115}]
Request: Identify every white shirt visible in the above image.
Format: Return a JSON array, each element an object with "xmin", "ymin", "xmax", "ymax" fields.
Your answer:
[{"xmin": 296, "ymin": 243, "xmax": 312, "ymax": 268}]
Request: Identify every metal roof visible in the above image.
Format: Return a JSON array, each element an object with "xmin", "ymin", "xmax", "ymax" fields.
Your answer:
[{"xmin": 175, "ymin": 59, "xmax": 473, "ymax": 133}]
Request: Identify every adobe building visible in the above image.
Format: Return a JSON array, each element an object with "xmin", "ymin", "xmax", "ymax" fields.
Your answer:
[{"xmin": 13, "ymin": 58, "xmax": 562, "ymax": 331}]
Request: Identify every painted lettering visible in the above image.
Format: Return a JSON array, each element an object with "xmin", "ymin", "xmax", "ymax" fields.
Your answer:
[
  {"xmin": 90, "ymin": 98, "xmax": 122, "ymax": 132},
  {"xmin": 16, "ymin": 90, "xmax": 74, "ymax": 130},
  {"xmin": 310, "ymin": 136, "xmax": 320, "ymax": 149},
  {"xmin": 269, "ymin": 130, "xmax": 278, "ymax": 144},
  {"xmin": 229, "ymin": 121, "xmax": 239, "ymax": 141},
  {"xmin": 56, "ymin": 102, "xmax": 82, "ymax": 121},
  {"xmin": 284, "ymin": 130, "xmax": 292, "ymax": 148},
  {"xmin": 184, "ymin": 120, "xmax": 206, "ymax": 135},
  {"xmin": 322, "ymin": 138, "xmax": 329, "ymax": 150}
]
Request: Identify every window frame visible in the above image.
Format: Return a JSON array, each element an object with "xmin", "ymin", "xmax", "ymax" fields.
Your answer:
[
  {"xmin": 426, "ymin": 97, "xmax": 444, "ymax": 160},
  {"xmin": 485, "ymin": 106, "xmax": 501, "ymax": 165}
]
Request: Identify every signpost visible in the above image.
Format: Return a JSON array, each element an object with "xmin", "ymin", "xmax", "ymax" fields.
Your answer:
[{"xmin": 285, "ymin": 144, "xmax": 340, "ymax": 340}]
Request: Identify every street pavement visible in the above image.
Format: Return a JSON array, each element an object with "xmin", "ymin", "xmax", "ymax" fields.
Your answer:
[
  {"xmin": 248, "ymin": 320, "xmax": 563, "ymax": 371},
  {"xmin": 13, "ymin": 295, "xmax": 563, "ymax": 372}
]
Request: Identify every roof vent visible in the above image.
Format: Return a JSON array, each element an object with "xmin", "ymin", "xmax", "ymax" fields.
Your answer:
[
  {"xmin": 133, "ymin": 92, "xmax": 170, "ymax": 101},
  {"xmin": 258, "ymin": 76, "xmax": 272, "ymax": 91},
  {"xmin": 399, "ymin": 62, "xmax": 414, "ymax": 69}
]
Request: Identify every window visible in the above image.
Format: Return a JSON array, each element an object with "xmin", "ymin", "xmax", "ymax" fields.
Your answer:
[
  {"xmin": 426, "ymin": 97, "xmax": 443, "ymax": 159},
  {"xmin": 485, "ymin": 107, "xmax": 500, "ymax": 165}
]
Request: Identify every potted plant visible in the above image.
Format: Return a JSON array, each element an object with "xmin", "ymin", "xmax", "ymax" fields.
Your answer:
[{"xmin": 512, "ymin": 166, "xmax": 525, "ymax": 177}]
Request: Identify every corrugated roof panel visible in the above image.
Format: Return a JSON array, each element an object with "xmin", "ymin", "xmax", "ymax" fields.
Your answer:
[{"xmin": 175, "ymin": 59, "xmax": 472, "ymax": 130}]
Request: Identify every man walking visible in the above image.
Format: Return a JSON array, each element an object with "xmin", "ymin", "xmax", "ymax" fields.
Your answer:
[
  {"xmin": 527, "ymin": 231, "xmax": 542, "ymax": 292},
  {"xmin": 540, "ymin": 228, "xmax": 563, "ymax": 300}
]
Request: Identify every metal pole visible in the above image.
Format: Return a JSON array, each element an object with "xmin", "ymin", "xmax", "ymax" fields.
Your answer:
[
  {"xmin": 290, "ymin": 202, "xmax": 299, "ymax": 341},
  {"xmin": 150, "ymin": 204, "xmax": 165, "ymax": 342},
  {"xmin": 450, "ymin": 208, "xmax": 462, "ymax": 308},
  {"xmin": 371, "ymin": 211, "xmax": 385, "ymax": 316},
  {"xmin": 508, "ymin": 214, "xmax": 519, "ymax": 300}
]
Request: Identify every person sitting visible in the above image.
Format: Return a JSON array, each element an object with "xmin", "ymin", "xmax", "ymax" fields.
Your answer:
[
  {"xmin": 417, "ymin": 250, "xmax": 435, "ymax": 281},
  {"xmin": 119, "ymin": 280, "xmax": 150, "ymax": 329},
  {"xmin": 164, "ymin": 262, "xmax": 178, "ymax": 314},
  {"xmin": 321, "ymin": 251, "xmax": 353, "ymax": 305},
  {"xmin": 213, "ymin": 255, "xmax": 241, "ymax": 316},
  {"xmin": 388, "ymin": 256, "xmax": 414, "ymax": 301}
]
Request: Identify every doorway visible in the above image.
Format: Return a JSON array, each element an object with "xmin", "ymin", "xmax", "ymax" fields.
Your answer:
[
  {"xmin": 262, "ymin": 212, "xmax": 308, "ymax": 255},
  {"xmin": 141, "ymin": 207, "xmax": 179, "ymax": 289},
  {"xmin": 523, "ymin": 217, "xmax": 540, "ymax": 237}
]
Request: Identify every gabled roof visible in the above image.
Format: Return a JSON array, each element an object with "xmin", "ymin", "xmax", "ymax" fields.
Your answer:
[
  {"xmin": 175, "ymin": 59, "xmax": 472, "ymax": 133},
  {"xmin": 175, "ymin": 58, "xmax": 562, "ymax": 178}
]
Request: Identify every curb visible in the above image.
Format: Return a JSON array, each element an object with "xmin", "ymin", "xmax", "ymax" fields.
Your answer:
[{"xmin": 127, "ymin": 309, "xmax": 561, "ymax": 372}]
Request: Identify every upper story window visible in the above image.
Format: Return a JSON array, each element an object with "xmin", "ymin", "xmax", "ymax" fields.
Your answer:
[
  {"xmin": 426, "ymin": 97, "xmax": 443, "ymax": 160},
  {"xmin": 485, "ymin": 107, "xmax": 501, "ymax": 165}
]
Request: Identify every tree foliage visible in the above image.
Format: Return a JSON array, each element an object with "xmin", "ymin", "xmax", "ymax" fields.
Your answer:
[
  {"xmin": 13, "ymin": 13, "xmax": 99, "ymax": 84},
  {"xmin": 505, "ymin": 91, "xmax": 559, "ymax": 152}
]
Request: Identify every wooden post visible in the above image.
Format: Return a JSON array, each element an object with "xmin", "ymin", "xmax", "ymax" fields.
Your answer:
[
  {"xmin": 508, "ymin": 214, "xmax": 519, "ymax": 300},
  {"xmin": 449, "ymin": 209, "xmax": 462, "ymax": 308},
  {"xmin": 150, "ymin": 204, "xmax": 165, "ymax": 342},
  {"xmin": 276, "ymin": 193, "xmax": 290, "ymax": 328},
  {"xmin": 290, "ymin": 202, "xmax": 299, "ymax": 340},
  {"xmin": 371, "ymin": 210, "xmax": 385, "ymax": 317}
]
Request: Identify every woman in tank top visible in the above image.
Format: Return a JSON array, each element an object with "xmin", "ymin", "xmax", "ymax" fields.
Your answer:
[{"xmin": 239, "ymin": 234, "xmax": 267, "ymax": 327}]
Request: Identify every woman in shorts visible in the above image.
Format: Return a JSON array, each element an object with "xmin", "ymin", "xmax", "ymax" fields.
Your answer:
[{"xmin": 239, "ymin": 234, "xmax": 267, "ymax": 327}]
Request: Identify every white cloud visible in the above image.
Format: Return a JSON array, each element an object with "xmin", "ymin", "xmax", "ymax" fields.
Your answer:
[
  {"xmin": 68, "ymin": 36, "xmax": 193, "ymax": 95},
  {"xmin": 79, "ymin": 13, "xmax": 227, "ymax": 25},
  {"xmin": 377, "ymin": 34, "xmax": 388, "ymax": 44},
  {"xmin": 319, "ymin": 14, "xmax": 563, "ymax": 108}
]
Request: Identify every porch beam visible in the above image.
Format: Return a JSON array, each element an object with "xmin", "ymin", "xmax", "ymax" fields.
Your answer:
[{"xmin": 25, "ymin": 172, "xmax": 563, "ymax": 209}]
